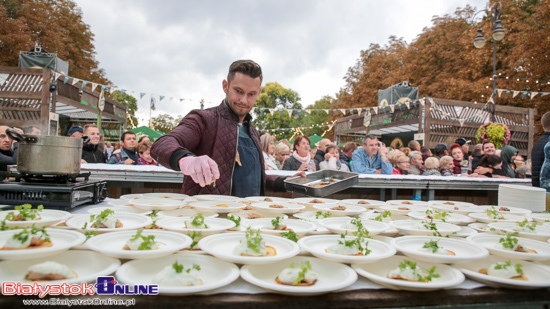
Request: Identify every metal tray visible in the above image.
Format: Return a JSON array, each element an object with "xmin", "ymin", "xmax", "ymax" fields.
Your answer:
[{"xmin": 284, "ymin": 170, "xmax": 359, "ymax": 197}]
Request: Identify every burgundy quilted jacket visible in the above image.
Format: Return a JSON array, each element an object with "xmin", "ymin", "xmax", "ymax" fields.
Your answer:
[{"xmin": 150, "ymin": 100, "xmax": 281, "ymax": 195}]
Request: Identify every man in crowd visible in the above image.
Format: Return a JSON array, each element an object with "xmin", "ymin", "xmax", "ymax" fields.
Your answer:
[
  {"xmin": 433, "ymin": 143, "xmax": 449, "ymax": 160},
  {"xmin": 532, "ymin": 111, "xmax": 550, "ymax": 188},
  {"xmin": 408, "ymin": 140, "xmax": 421, "ymax": 152},
  {"xmin": 81, "ymin": 124, "xmax": 107, "ymax": 164},
  {"xmin": 105, "ymin": 141, "xmax": 113, "ymax": 159},
  {"xmin": 455, "ymin": 138, "xmax": 471, "ymax": 157},
  {"xmin": 351, "ymin": 134, "xmax": 392, "ymax": 174},
  {"xmin": 339, "ymin": 142, "xmax": 357, "ymax": 169},
  {"xmin": 0, "ymin": 125, "xmax": 20, "ymax": 172},
  {"xmin": 150, "ymin": 60, "xmax": 299, "ymax": 197},
  {"xmin": 313, "ymin": 138, "xmax": 334, "ymax": 170},
  {"xmin": 408, "ymin": 151, "xmax": 424, "ymax": 175},
  {"xmin": 67, "ymin": 125, "xmax": 83, "ymax": 138},
  {"xmin": 471, "ymin": 140, "xmax": 497, "ymax": 171},
  {"xmin": 108, "ymin": 131, "xmax": 138, "ymax": 165}
]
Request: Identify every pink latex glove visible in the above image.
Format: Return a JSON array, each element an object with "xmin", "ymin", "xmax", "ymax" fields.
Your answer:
[{"xmin": 179, "ymin": 155, "xmax": 220, "ymax": 187}]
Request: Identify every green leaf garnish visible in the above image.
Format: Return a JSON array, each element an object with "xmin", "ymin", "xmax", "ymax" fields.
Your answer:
[
  {"xmin": 227, "ymin": 215, "xmax": 241, "ymax": 227},
  {"xmin": 315, "ymin": 211, "xmax": 332, "ymax": 219},
  {"xmin": 486, "ymin": 206, "xmax": 505, "ymax": 220},
  {"xmin": 129, "ymin": 230, "xmax": 161, "ymax": 250},
  {"xmin": 425, "ymin": 209, "xmax": 449, "ymax": 222},
  {"xmin": 245, "ymin": 227, "xmax": 264, "ymax": 253},
  {"xmin": 5, "ymin": 204, "xmax": 44, "ymax": 221},
  {"xmin": 189, "ymin": 231, "xmax": 202, "ymax": 249},
  {"xmin": 89, "ymin": 209, "xmax": 115, "ymax": 227},
  {"xmin": 494, "ymin": 260, "xmax": 523, "ymax": 276},
  {"xmin": 398, "ymin": 260, "xmax": 440, "ymax": 282},
  {"xmin": 516, "ymin": 219, "xmax": 536, "ymax": 231},
  {"xmin": 190, "ymin": 213, "xmax": 208, "ymax": 228},
  {"xmin": 280, "ymin": 230, "xmax": 299, "ymax": 242},
  {"xmin": 371, "ymin": 210, "xmax": 392, "ymax": 222},
  {"xmin": 290, "ymin": 261, "xmax": 313, "ymax": 285},
  {"xmin": 422, "ymin": 240, "xmax": 440, "ymax": 253},
  {"xmin": 271, "ymin": 217, "xmax": 282, "ymax": 229},
  {"xmin": 499, "ymin": 232, "xmax": 519, "ymax": 249},
  {"xmin": 12, "ymin": 226, "xmax": 50, "ymax": 244}
]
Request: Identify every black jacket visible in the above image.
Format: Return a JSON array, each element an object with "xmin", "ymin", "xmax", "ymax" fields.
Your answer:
[
  {"xmin": 0, "ymin": 143, "xmax": 18, "ymax": 172},
  {"xmin": 339, "ymin": 151, "xmax": 351, "ymax": 169},
  {"xmin": 313, "ymin": 149, "xmax": 325, "ymax": 170},
  {"xmin": 82, "ymin": 143, "xmax": 107, "ymax": 164},
  {"xmin": 532, "ymin": 132, "xmax": 550, "ymax": 187}
]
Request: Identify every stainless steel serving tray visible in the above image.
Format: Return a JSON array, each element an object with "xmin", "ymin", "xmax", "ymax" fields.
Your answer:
[{"xmin": 284, "ymin": 170, "xmax": 359, "ymax": 197}]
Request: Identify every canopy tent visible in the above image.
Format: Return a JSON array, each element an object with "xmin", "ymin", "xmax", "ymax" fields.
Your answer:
[
  {"xmin": 130, "ymin": 126, "xmax": 165, "ymax": 141},
  {"xmin": 288, "ymin": 134, "xmax": 323, "ymax": 146}
]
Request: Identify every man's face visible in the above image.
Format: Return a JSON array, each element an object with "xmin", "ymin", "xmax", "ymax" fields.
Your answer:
[
  {"xmin": 319, "ymin": 139, "xmax": 333, "ymax": 152},
  {"xmin": 0, "ymin": 126, "xmax": 13, "ymax": 152},
  {"xmin": 363, "ymin": 138, "xmax": 379, "ymax": 157},
  {"xmin": 223, "ymin": 72, "xmax": 261, "ymax": 122},
  {"xmin": 483, "ymin": 143, "xmax": 496, "ymax": 155},
  {"xmin": 84, "ymin": 127, "xmax": 101, "ymax": 145},
  {"xmin": 122, "ymin": 134, "xmax": 137, "ymax": 150},
  {"xmin": 412, "ymin": 154, "xmax": 423, "ymax": 168}
]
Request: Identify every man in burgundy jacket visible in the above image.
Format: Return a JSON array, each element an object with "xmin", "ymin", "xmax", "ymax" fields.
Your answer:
[{"xmin": 151, "ymin": 60, "xmax": 296, "ymax": 197}]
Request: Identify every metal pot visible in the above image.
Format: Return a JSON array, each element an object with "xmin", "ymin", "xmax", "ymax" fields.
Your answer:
[{"xmin": 6, "ymin": 128, "xmax": 90, "ymax": 175}]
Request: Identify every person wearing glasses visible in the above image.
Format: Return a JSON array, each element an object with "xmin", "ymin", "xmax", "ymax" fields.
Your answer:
[{"xmin": 392, "ymin": 155, "xmax": 410, "ymax": 175}]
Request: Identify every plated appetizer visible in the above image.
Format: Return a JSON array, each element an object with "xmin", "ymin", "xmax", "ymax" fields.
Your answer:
[
  {"xmin": 233, "ymin": 229, "xmax": 276, "ymax": 257},
  {"xmin": 1, "ymin": 227, "xmax": 51, "ymax": 250},
  {"xmin": 387, "ymin": 260, "xmax": 440, "ymax": 282},
  {"xmin": 5, "ymin": 204, "xmax": 43, "ymax": 221},
  {"xmin": 263, "ymin": 217, "xmax": 289, "ymax": 231},
  {"xmin": 419, "ymin": 240, "xmax": 455, "ymax": 256},
  {"xmin": 184, "ymin": 213, "xmax": 209, "ymax": 229},
  {"xmin": 152, "ymin": 261, "xmax": 202, "ymax": 286},
  {"xmin": 123, "ymin": 230, "xmax": 161, "ymax": 250},
  {"xmin": 498, "ymin": 233, "xmax": 537, "ymax": 254},
  {"xmin": 478, "ymin": 260, "xmax": 526, "ymax": 280},
  {"xmin": 275, "ymin": 261, "xmax": 318, "ymax": 286},
  {"xmin": 25, "ymin": 261, "xmax": 77, "ymax": 281},
  {"xmin": 87, "ymin": 209, "xmax": 122, "ymax": 229},
  {"xmin": 325, "ymin": 232, "xmax": 371, "ymax": 256}
]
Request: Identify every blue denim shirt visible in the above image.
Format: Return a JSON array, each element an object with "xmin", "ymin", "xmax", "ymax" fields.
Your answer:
[{"xmin": 351, "ymin": 147, "xmax": 393, "ymax": 175}]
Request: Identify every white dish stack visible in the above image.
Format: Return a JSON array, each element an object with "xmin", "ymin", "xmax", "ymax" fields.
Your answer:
[{"xmin": 498, "ymin": 184, "xmax": 546, "ymax": 212}]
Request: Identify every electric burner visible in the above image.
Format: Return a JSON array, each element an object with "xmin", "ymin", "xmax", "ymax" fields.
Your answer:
[{"xmin": 0, "ymin": 171, "xmax": 107, "ymax": 210}]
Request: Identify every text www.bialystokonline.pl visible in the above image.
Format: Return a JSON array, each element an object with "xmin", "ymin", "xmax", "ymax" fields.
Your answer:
[{"xmin": 22, "ymin": 298, "xmax": 136, "ymax": 306}]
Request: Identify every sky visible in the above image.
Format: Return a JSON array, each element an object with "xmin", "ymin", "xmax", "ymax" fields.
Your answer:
[{"xmin": 73, "ymin": 0, "xmax": 489, "ymax": 126}]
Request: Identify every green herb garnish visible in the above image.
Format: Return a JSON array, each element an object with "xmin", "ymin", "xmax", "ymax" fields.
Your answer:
[
  {"xmin": 189, "ymin": 231, "xmax": 202, "ymax": 250},
  {"xmin": 88, "ymin": 209, "xmax": 115, "ymax": 228},
  {"xmin": 280, "ymin": 230, "xmax": 298, "ymax": 242},
  {"xmin": 227, "ymin": 215, "xmax": 241, "ymax": 227},
  {"xmin": 5, "ymin": 204, "xmax": 44, "ymax": 221},
  {"xmin": 338, "ymin": 232, "xmax": 371, "ymax": 255},
  {"xmin": 271, "ymin": 217, "xmax": 282, "ymax": 229},
  {"xmin": 190, "ymin": 213, "xmax": 208, "ymax": 228},
  {"xmin": 147, "ymin": 210, "xmax": 159, "ymax": 226},
  {"xmin": 422, "ymin": 240, "xmax": 440, "ymax": 253},
  {"xmin": 171, "ymin": 261, "xmax": 200, "ymax": 274},
  {"xmin": 315, "ymin": 211, "xmax": 332, "ymax": 219},
  {"xmin": 499, "ymin": 232, "xmax": 519, "ymax": 249},
  {"xmin": 426, "ymin": 209, "xmax": 449, "ymax": 222},
  {"xmin": 129, "ymin": 230, "xmax": 160, "ymax": 250},
  {"xmin": 289, "ymin": 261, "xmax": 313, "ymax": 285},
  {"xmin": 84, "ymin": 230, "xmax": 98, "ymax": 242},
  {"xmin": 486, "ymin": 206, "xmax": 505, "ymax": 220},
  {"xmin": 371, "ymin": 210, "xmax": 392, "ymax": 222},
  {"xmin": 494, "ymin": 260, "xmax": 523, "ymax": 276},
  {"xmin": 245, "ymin": 227, "xmax": 264, "ymax": 254},
  {"xmin": 516, "ymin": 219, "xmax": 537, "ymax": 231},
  {"xmin": 398, "ymin": 260, "xmax": 440, "ymax": 282},
  {"xmin": 12, "ymin": 226, "xmax": 50, "ymax": 244},
  {"xmin": 421, "ymin": 219, "xmax": 445, "ymax": 237}
]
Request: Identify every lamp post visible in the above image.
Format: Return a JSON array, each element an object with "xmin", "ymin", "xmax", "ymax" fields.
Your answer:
[{"xmin": 472, "ymin": 2, "xmax": 506, "ymax": 122}]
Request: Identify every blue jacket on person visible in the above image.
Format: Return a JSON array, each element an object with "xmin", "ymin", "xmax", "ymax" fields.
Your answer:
[{"xmin": 351, "ymin": 147, "xmax": 393, "ymax": 175}]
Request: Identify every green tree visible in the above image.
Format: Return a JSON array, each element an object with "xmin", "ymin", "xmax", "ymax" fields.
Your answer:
[
  {"xmin": 110, "ymin": 91, "xmax": 138, "ymax": 128},
  {"xmin": 301, "ymin": 95, "xmax": 333, "ymax": 138},
  {"xmin": 150, "ymin": 113, "xmax": 182, "ymax": 133}
]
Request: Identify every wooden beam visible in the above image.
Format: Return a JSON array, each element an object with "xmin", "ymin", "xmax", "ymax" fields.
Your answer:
[
  {"xmin": 528, "ymin": 108, "xmax": 536, "ymax": 159},
  {"xmin": 0, "ymin": 67, "xmax": 43, "ymax": 75},
  {"xmin": 39, "ymin": 69, "xmax": 50, "ymax": 134},
  {"xmin": 0, "ymin": 91, "xmax": 42, "ymax": 100}
]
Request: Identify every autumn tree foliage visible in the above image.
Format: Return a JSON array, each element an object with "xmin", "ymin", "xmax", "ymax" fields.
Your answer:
[
  {"xmin": 0, "ymin": 0, "xmax": 109, "ymax": 84},
  {"xmin": 334, "ymin": 0, "xmax": 550, "ymax": 137}
]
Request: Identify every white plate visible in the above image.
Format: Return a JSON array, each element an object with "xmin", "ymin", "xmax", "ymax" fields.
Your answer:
[
  {"xmin": 487, "ymin": 222, "xmax": 550, "ymax": 242},
  {"xmin": 131, "ymin": 199, "xmax": 186, "ymax": 211},
  {"xmin": 298, "ymin": 235, "xmax": 396, "ymax": 264},
  {"xmin": 157, "ymin": 209, "xmax": 218, "ymax": 218},
  {"xmin": 429, "ymin": 200, "xmax": 477, "ymax": 207},
  {"xmin": 407, "ymin": 211, "xmax": 470, "ymax": 225},
  {"xmin": 193, "ymin": 194, "xmax": 239, "ymax": 202},
  {"xmin": 359, "ymin": 212, "xmax": 409, "ymax": 222},
  {"xmin": 141, "ymin": 193, "xmax": 189, "ymax": 200},
  {"xmin": 0, "ymin": 228, "xmax": 86, "ymax": 260},
  {"xmin": 0, "ymin": 250, "xmax": 120, "ymax": 286},
  {"xmin": 478, "ymin": 205, "xmax": 532, "ymax": 216},
  {"xmin": 389, "ymin": 220, "xmax": 462, "ymax": 236},
  {"xmin": 190, "ymin": 201, "xmax": 243, "ymax": 213},
  {"xmin": 86, "ymin": 230, "xmax": 192, "ymax": 259},
  {"xmin": 340, "ymin": 199, "xmax": 386, "ymax": 209},
  {"xmin": 293, "ymin": 197, "xmax": 339, "ymax": 211},
  {"xmin": 468, "ymin": 212, "xmax": 530, "ymax": 224},
  {"xmin": 385, "ymin": 200, "xmax": 431, "ymax": 207},
  {"xmin": 467, "ymin": 234, "xmax": 550, "ymax": 261},
  {"xmin": 430, "ymin": 204, "xmax": 484, "ymax": 216},
  {"xmin": 391, "ymin": 236, "xmax": 489, "ymax": 264},
  {"xmin": 251, "ymin": 202, "xmax": 305, "ymax": 214},
  {"xmin": 233, "ymin": 210, "xmax": 288, "ymax": 221},
  {"xmin": 116, "ymin": 254, "xmax": 239, "ymax": 295},
  {"xmin": 380, "ymin": 204, "xmax": 431, "ymax": 216},
  {"xmin": 88, "ymin": 206, "xmax": 152, "ymax": 215},
  {"xmin": 0, "ymin": 209, "xmax": 71, "ymax": 228},
  {"xmin": 66, "ymin": 213, "xmax": 153, "ymax": 232},
  {"xmin": 240, "ymin": 256, "xmax": 357, "ymax": 295},
  {"xmin": 312, "ymin": 204, "xmax": 366, "ymax": 216},
  {"xmin": 246, "ymin": 196, "xmax": 292, "ymax": 203},
  {"xmin": 530, "ymin": 213, "xmax": 550, "ymax": 224},
  {"xmin": 155, "ymin": 217, "xmax": 235, "ymax": 236},
  {"xmin": 454, "ymin": 255, "xmax": 550, "ymax": 289},
  {"xmin": 352, "ymin": 255, "xmax": 464, "ymax": 291},
  {"xmin": 318, "ymin": 218, "xmax": 390, "ymax": 235},
  {"xmin": 467, "ymin": 222, "xmax": 493, "ymax": 233},
  {"xmin": 454, "ymin": 226, "xmax": 478, "ymax": 238},
  {"xmin": 198, "ymin": 232, "xmax": 300, "ymax": 265},
  {"xmin": 243, "ymin": 219, "xmax": 317, "ymax": 237},
  {"xmin": 107, "ymin": 199, "xmax": 138, "ymax": 207},
  {"xmin": 292, "ymin": 211, "xmax": 336, "ymax": 222},
  {"xmin": 119, "ymin": 193, "xmax": 144, "ymax": 200}
]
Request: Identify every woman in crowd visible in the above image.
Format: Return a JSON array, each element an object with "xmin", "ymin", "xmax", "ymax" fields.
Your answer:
[
  {"xmin": 400, "ymin": 147, "xmax": 411, "ymax": 157},
  {"xmin": 501, "ymin": 145, "xmax": 519, "ymax": 178},
  {"xmin": 282, "ymin": 135, "xmax": 317, "ymax": 171},
  {"xmin": 439, "ymin": 155, "xmax": 455, "ymax": 176},
  {"xmin": 137, "ymin": 140, "xmax": 157, "ymax": 165},
  {"xmin": 273, "ymin": 142, "xmax": 290, "ymax": 170},
  {"xmin": 392, "ymin": 155, "xmax": 410, "ymax": 175},
  {"xmin": 387, "ymin": 149, "xmax": 405, "ymax": 166},
  {"xmin": 319, "ymin": 145, "xmax": 350, "ymax": 171},
  {"xmin": 423, "ymin": 157, "xmax": 441, "ymax": 176},
  {"xmin": 260, "ymin": 134, "xmax": 278, "ymax": 170},
  {"xmin": 474, "ymin": 154, "xmax": 503, "ymax": 178},
  {"xmin": 449, "ymin": 143, "xmax": 467, "ymax": 174}
]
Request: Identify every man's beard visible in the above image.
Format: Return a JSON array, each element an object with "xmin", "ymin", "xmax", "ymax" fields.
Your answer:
[{"xmin": 226, "ymin": 97, "xmax": 250, "ymax": 117}]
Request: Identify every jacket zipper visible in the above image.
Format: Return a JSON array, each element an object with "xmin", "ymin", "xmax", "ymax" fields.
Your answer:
[{"xmin": 229, "ymin": 125, "xmax": 238, "ymax": 193}]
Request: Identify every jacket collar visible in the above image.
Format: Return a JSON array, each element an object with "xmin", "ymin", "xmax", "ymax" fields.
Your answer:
[{"xmin": 219, "ymin": 100, "xmax": 253, "ymax": 124}]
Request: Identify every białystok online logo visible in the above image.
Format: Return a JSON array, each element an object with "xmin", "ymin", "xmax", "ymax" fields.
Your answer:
[{"xmin": 2, "ymin": 276, "xmax": 158, "ymax": 297}]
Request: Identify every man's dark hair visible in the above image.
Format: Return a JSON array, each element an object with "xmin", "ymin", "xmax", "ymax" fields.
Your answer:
[
  {"xmin": 120, "ymin": 131, "xmax": 136, "ymax": 141},
  {"xmin": 479, "ymin": 154, "xmax": 502, "ymax": 168},
  {"xmin": 541, "ymin": 111, "xmax": 550, "ymax": 132},
  {"xmin": 343, "ymin": 142, "xmax": 357, "ymax": 153},
  {"xmin": 362, "ymin": 134, "xmax": 378, "ymax": 145},
  {"xmin": 227, "ymin": 60, "xmax": 263, "ymax": 84},
  {"xmin": 482, "ymin": 140, "xmax": 495, "ymax": 149},
  {"xmin": 420, "ymin": 147, "xmax": 431, "ymax": 155}
]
